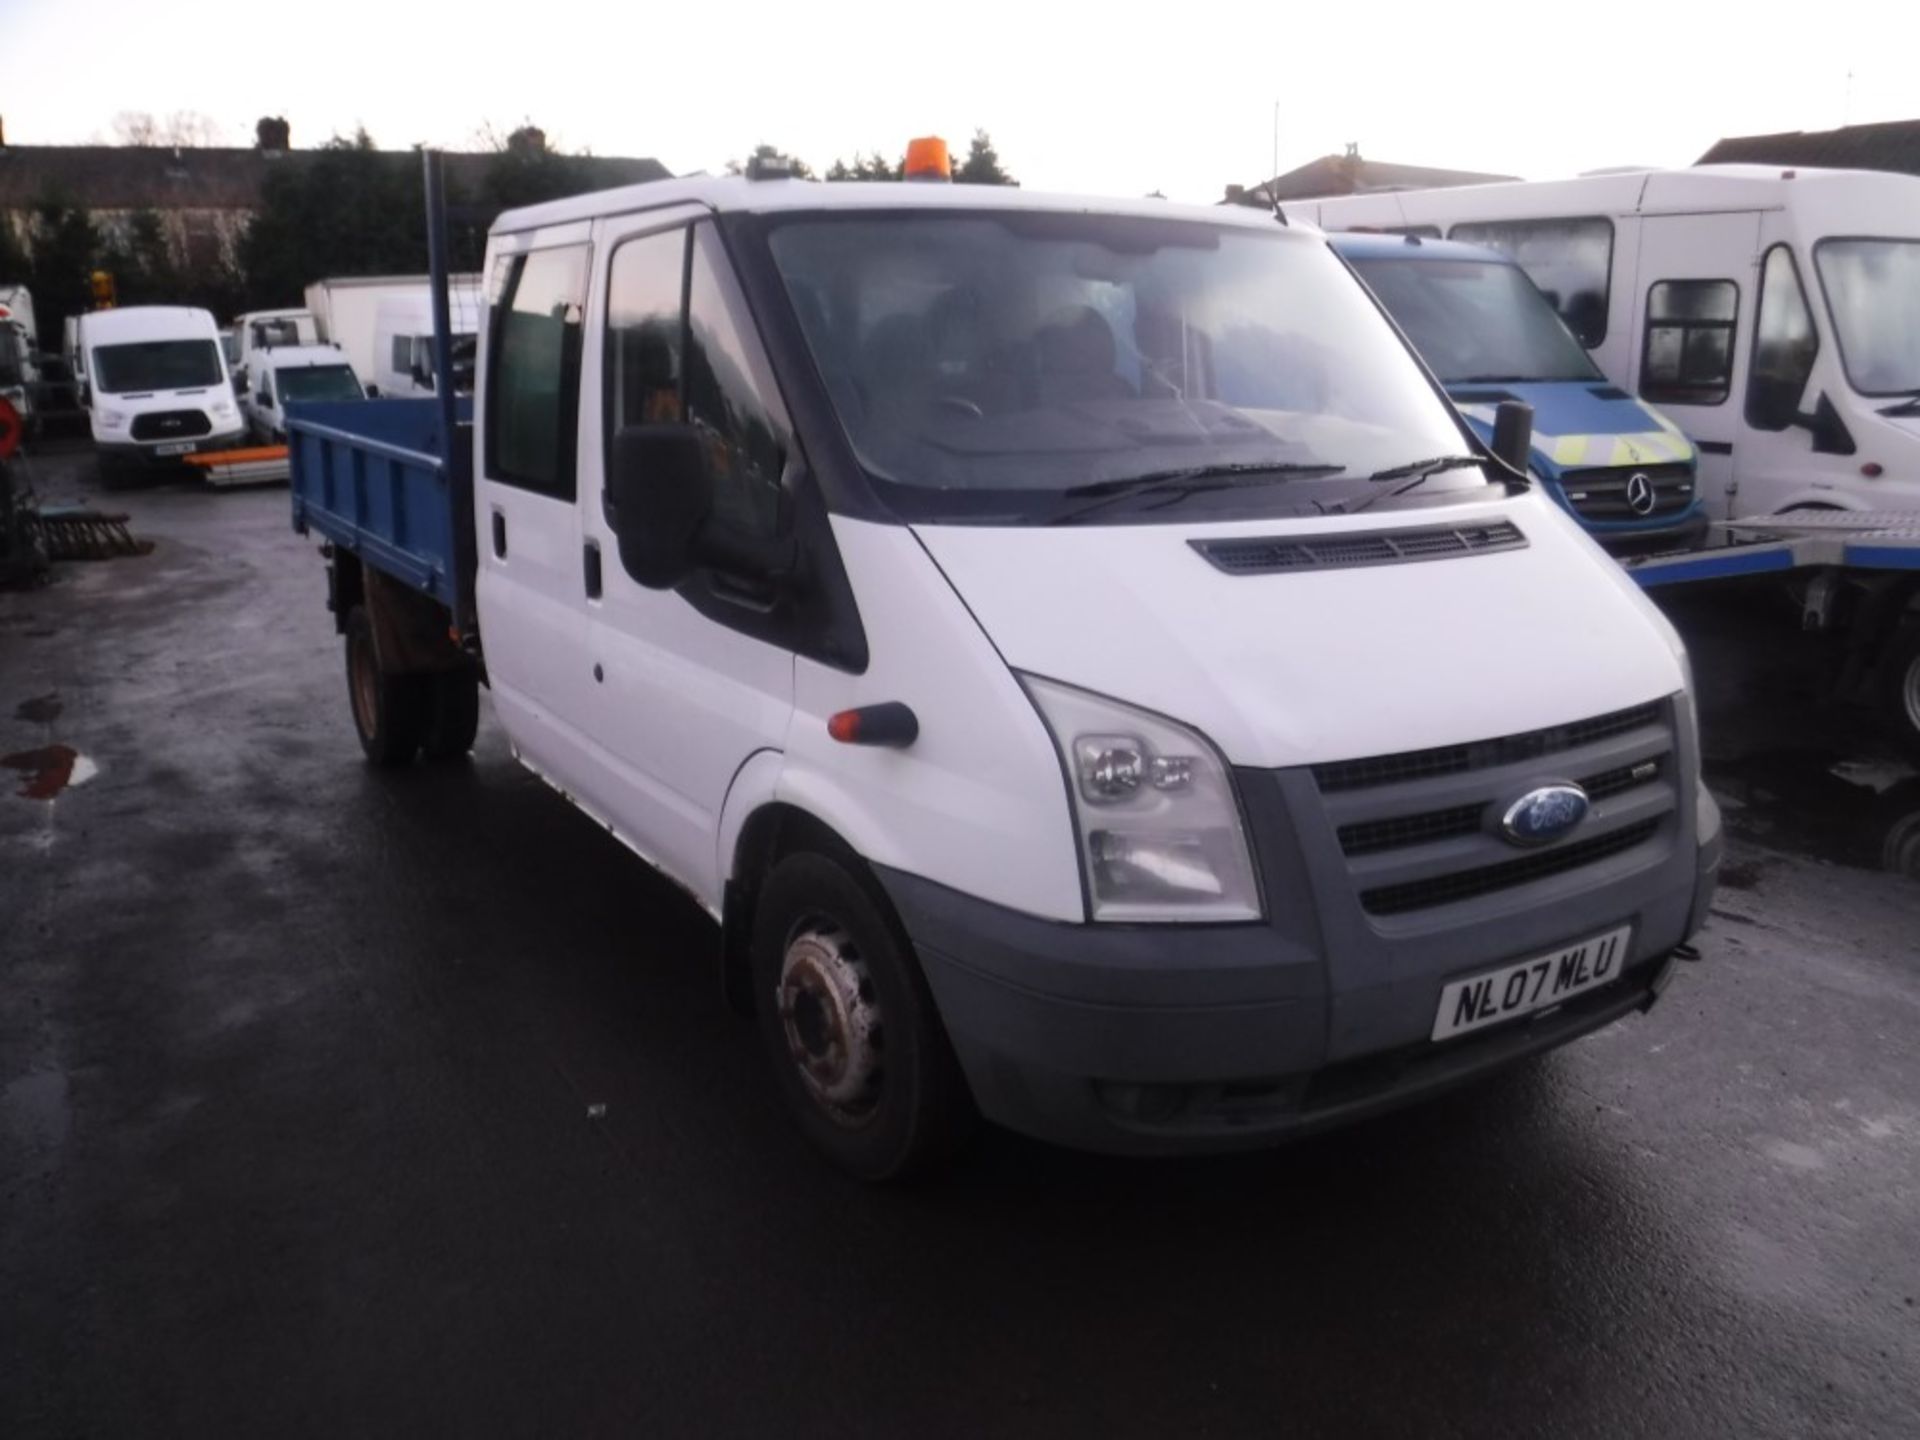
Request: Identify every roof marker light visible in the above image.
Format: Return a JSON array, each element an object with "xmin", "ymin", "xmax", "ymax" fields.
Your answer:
[{"xmin": 904, "ymin": 137, "xmax": 952, "ymax": 183}]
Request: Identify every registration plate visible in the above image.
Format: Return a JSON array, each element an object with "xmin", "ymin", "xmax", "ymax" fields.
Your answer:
[
  {"xmin": 1431, "ymin": 925, "xmax": 1632, "ymax": 1042},
  {"xmin": 154, "ymin": 441, "xmax": 197, "ymax": 457}
]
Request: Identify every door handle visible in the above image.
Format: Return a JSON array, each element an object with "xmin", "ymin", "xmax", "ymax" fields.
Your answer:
[
  {"xmin": 491, "ymin": 508, "xmax": 507, "ymax": 559},
  {"xmin": 583, "ymin": 539, "xmax": 602, "ymax": 599}
]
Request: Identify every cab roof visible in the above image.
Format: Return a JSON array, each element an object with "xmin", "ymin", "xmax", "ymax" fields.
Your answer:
[
  {"xmin": 251, "ymin": 344, "xmax": 354, "ymax": 372},
  {"xmin": 80, "ymin": 305, "xmax": 220, "ymax": 343},
  {"xmin": 495, "ymin": 174, "xmax": 1321, "ymax": 240}
]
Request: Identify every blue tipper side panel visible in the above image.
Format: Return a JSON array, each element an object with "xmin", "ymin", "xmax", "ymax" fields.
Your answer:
[{"xmin": 286, "ymin": 397, "xmax": 475, "ymax": 627}]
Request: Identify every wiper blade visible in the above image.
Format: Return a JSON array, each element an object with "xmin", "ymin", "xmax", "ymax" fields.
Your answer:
[
  {"xmin": 1059, "ymin": 461, "xmax": 1344, "ymax": 499},
  {"xmin": 1049, "ymin": 462, "xmax": 1345, "ymax": 526},
  {"xmin": 1878, "ymin": 390, "xmax": 1920, "ymax": 416},
  {"xmin": 1334, "ymin": 455, "xmax": 1488, "ymax": 517},
  {"xmin": 1363, "ymin": 454, "xmax": 1485, "ymax": 483}
]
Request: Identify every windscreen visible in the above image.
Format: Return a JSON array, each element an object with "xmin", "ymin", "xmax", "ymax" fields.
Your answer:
[
  {"xmin": 276, "ymin": 365, "xmax": 363, "ymax": 403},
  {"xmin": 1350, "ymin": 256, "xmax": 1602, "ymax": 385},
  {"xmin": 1815, "ymin": 239, "xmax": 1920, "ymax": 396},
  {"xmin": 251, "ymin": 317, "xmax": 305, "ymax": 348},
  {"xmin": 766, "ymin": 212, "xmax": 1475, "ymax": 518},
  {"xmin": 92, "ymin": 339, "xmax": 222, "ymax": 395}
]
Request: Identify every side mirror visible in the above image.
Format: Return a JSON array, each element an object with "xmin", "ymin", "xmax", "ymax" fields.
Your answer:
[
  {"xmin": 409, "ymin": 361, "xmax": 429, "ymax": 387},
  {"xmin": 365, "ymin": 383, "xmax": 381, "ymax": 398},
  {"xmin": 1792, "ymin": 392, "xmax": 1856, "ymax": 456},
  {"xmin": 1490, "ymin": 399, "xmax": 1535, "ymax": 476},
  {"xmin": 606, "ymin": 424, "xmax": 714, "ymax": 589}
]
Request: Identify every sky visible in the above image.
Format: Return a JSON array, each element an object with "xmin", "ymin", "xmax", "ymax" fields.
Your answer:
[{"xmin": 2, "ymin": 0, "xmax": 1914, "ymax": 203}]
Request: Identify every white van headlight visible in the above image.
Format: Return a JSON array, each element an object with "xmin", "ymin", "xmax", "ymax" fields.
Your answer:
[
  {"xmin": 96, "ymin": 406, "xmax": 128, "ymax": 427},
  {"xmin": 1021, "ymin": 675, "xmax": 1262, "ymax": 923}
]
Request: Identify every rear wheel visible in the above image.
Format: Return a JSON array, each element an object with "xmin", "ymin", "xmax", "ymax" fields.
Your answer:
[
  {"xmin": 1882, "ymin": 622, "xmax": 1920, "ymax": 765},
  {"xmin": 751, "ymin": 851, "xmax": 975, "ymax": 1180},
  {"xmin": 420, "ymin": 669, "xmax": 480, "ymax": 761},
  {"xmin": 345, "ymin": 605, "xmax": 427, "ymax": 766}
]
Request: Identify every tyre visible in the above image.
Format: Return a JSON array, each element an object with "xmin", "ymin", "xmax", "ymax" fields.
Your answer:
[
  {"xmin": 751, "ymin": 850, "xmax": 975, "ymax": 1180},
  {"xmin": 344, "ymin": 604, "xmax": 427, "ymax": 767},
  {"xmin": 420, "ymin": 669, "xmax": 480, "ymax": 761},
  {"xmin": 1881, "ymin": 622, "xmax": 1920, "ymax": 765}
]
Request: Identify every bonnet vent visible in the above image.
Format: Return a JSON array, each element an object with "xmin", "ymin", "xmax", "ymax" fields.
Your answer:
[{"xmin": 1191, "ymin": 520, "xmax": 1526, "ymax": 576}]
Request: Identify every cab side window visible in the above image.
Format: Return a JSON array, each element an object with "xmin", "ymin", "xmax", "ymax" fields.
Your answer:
[
  {"xmin": 1641, "ymin": 279, "xmax": 1737, "ymax": 406},
  {"xmin": 604, "ymin": 223, "xmax": 792, "ymax": 541},
  {"xmin": 1746, "ymin": 245, "xmax": 1818, "ymax": 431},
  {"xmin": 486, "ymin": 243, "xmax": 590, "ymax": 498},
  {"xmin": 391, "ymin": 335, "xmax": 410, "ymax": 372}
]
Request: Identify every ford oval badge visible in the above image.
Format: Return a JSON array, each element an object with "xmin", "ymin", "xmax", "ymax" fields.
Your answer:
[{"xmin": 1500, "ymin": 784, "xmax": 1590, "ymax": 847}]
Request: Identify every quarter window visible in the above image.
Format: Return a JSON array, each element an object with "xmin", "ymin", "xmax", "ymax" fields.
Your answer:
[
  {"xmin": 1447, "ymin": 216, "xmax": 1615, "ymax": 347},
  {"xmin": 1640, "ymin": 280, "xmax": 1737, "ymax": 406},
  {"xmin": 485, "ymin": 243, "xmax": 590, "ymax": 498},
  {"xmin": 1746, "ymin": 245, "xmax": 1818, "ymax": 432},
  {"xmin": 391, "ymin": 335, "xmax": 410, "ymax": 372}
]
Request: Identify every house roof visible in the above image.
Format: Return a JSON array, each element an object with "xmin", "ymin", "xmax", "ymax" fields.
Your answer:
[
  {"xmin": 1697, "ymin": 119, "xmax": 1920, "ymax": 177},
  {"xmin": 0, "ymin": 145, "xmax": 671, "ymax": 211},
  {"xmin": 1229, "ymin": 154, "xmax": 1518, "ymax": 205}
]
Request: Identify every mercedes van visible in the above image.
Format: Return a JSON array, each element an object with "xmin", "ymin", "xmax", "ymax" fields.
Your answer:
[{"xmin": 1333, "ymin": 233, "xmax": 1706, "ymax": 551}]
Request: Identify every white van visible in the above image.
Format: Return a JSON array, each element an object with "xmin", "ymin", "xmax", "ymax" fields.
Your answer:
[
  {"xmin": 373, "ymin": 292, "xmax": 479, "ymax": 397},
  {"xmin": 305, "ymin": 274, "xmax": 482, "ymax": 391},
  {"xmin": 1293, "ymin": 166, "xmax": 1920, "ymax": 519},
  {"xmin": 298, "ymin": 166, "xmax": 1724, "ymax": 1175},
  {"xmin": 79, "ymin": 306, "xmax": 245, "ymax": 467},
  {"xmin": 231, "ymin": 307, "xmax": 320, "ymax": 388},
  {"xmin": 242, "ymin": 344, "xmax": 365, "ymax": 441}
]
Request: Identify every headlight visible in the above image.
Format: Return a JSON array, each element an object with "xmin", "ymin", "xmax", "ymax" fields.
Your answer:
[
  {"xmin": 1021, "ymin": 674, "xmax": 1261, "ymax": 922},
  {"xmin": 96, "ymin": 406, "xmax": 128, "ymax": 426},
  {"xmin": 212, "ymin": 397, "xmax": 236, "ymax": 418}
]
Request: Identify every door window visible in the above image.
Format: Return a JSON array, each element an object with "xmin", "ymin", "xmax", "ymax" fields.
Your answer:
[
  {"xmin": 1746, "ymin": 245, "xmax": 1818, "ymax": 431},
  {"xmin": 604, "ymin": 223, "xmax": 792, "ymax": 539},
  {"xmin": 485, "ymin": 243, "xmax": 590, "ymax": 497},
  {"xmin": 1447, "ymin": 216, "xmax": 1614, "ymax": 346},
  {"xmin": 686, "ymin": 225, "xmax": 792, "ymax": 540},
  {"xmin": 1640, "ymin": 279, "xmax": 1737, "ymax": 406}
]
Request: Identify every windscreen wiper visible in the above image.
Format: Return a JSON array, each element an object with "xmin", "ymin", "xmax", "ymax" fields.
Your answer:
[
  {"xmin": 1878, "ymin": 390, "xmax": 1920, "ymax": 417},
  {"xmin": 1332, "ymin": 455, "xmax": 1486, "ymax": 515},
  {"xmin": 1049, "ymin": 461, "xmax": 1345, "ymax": 525}
]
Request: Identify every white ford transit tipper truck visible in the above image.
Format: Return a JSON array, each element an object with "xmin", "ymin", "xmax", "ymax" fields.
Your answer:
[{"xmin": 288, "ymin": 159, "xmax": 1721, "ymax": 1178}]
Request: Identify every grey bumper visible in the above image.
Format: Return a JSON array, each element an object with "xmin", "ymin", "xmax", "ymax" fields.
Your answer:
[{"xmin": 877, "ymin": 700, "xmax": 1717, "ymax": 1158}]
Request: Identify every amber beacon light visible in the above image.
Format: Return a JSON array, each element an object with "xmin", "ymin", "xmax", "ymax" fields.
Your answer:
[{"xmin": 903, "ymin": 136, "xmax": 952, "ymax": 182}]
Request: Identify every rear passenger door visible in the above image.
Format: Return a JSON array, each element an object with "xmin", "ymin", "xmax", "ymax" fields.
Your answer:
[
  {"xmin": 576, "ymin": 208, "xmax": 798, "ymax": 907},
  {"xmin": 473, "ymin": 222, "xmax": 598, "ymax": 796},
  {"xmin": 1630, "ymin": 213, "xmax": 1760, "ymax": 519}
]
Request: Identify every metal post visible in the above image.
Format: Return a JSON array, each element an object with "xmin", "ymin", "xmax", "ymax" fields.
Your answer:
[{"xmin": 422, "ymin": 149, "xmax": 459, "ymax": 455}]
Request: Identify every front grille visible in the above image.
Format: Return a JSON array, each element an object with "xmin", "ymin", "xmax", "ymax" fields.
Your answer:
[
  {"xmin": 1314, "ymin": 701, "xmax": 1662, "ymax": 794},
  {"xmin": 1359, "ymin": 820, "xmax": 1661, "ymax": 915},
  {"xmin": 1191, "ymin": 520, "xmax": 1525, "ymax": 577},
  {"xmin": 1558, "ymin": 463, "xmax": 1693, "ymax": 521},
  {"xmin": 1310, "ymin": 700, "xmax": 1678, "ymax": 918},
  {"xmin": 130, "ymin": 409, "xmax": 212, "ymax": 441}
]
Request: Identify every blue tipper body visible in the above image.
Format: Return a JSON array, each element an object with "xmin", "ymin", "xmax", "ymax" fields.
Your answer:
[{"xmin": 286, "ymin": 396, "xmax": 475, "ymax": 632}]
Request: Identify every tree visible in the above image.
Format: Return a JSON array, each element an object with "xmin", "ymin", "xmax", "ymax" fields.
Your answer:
[
  {"xmin": 826, "ymin": 151, "xmax": 903, "ymax": 182},
  {"xmin": 102, "ymin": 209, "xmax": 179, "ymax": 304},
  {"xmin": 954, "ymin": 130, "xmax": 1016, "ymax": 186},
  {"xmin": 237, "ymin": 130, "xmax": 430, "ymax": 310},
  {"xmin": 23, "ymin": 193, "xmax": 101, "ymax": 344},
  {"xmin": 480, "ymin": 124, "xmax": 588, "ymax": 212},
  {"xmin": 111, "ymin": 111, "xmax": 158, "ymax": 146},
  {"xmin": 726, "ymin": 144, "xmax": 813, "ymax": 179}
]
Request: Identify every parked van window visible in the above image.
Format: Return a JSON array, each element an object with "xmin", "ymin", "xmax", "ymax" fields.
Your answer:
[
  {"xmin": 687, "ymin": 225, "xmax": 792, "ymax": 539},
  {"xmin": 1641, "ymin": 280, "xmax": 1737, "ymax": 406},
  {"xmin": 1814, "ymin": 238, "xmax": 1920, "ymax": 396},
  {"xmin": 1747, "ymin": 246, "xmax": 1819, "ymax": 431},
  {"xmin": 1448, "ymin": 217, "xmax": 1614, "ymax": 347},
  {"xmin": 391, "ymin": 335, "xmax": 411, "ymax": 372},
  {"xmin": 92, "ymin": 338, "xmax": 223, "ymax": 394},
  {"xmin": 486, "ymin": 243, "xmax": 590, "ymax": 498}
]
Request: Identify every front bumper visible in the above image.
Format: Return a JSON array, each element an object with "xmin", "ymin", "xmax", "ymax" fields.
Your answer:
[
  {"xmin": 95, "ymin": 425, "xmax": 245, "ymax": 465},
  {"xmin": 877, "ymin": 714, "xmax": 1720, "ymax": 1157}
]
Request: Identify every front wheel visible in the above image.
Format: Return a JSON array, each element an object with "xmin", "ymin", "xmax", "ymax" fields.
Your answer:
[
  {"xmin": 751, "ymin": 851, "xmax": 975, "ymax": 1180},
  {"xmin": 345, "ymin": 605, "xmax": 427, "ymax": 766}
]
